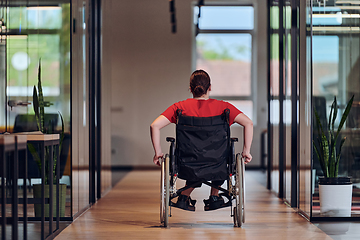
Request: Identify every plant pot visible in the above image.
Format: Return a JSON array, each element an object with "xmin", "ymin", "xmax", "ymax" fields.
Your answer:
[
  {"xmin": 33, "ymin": 184, "xmax": 67, "ymax": 218},
  {"xmin": 319, "ymin": 177, "xmax": 352, "ymax": 217}
]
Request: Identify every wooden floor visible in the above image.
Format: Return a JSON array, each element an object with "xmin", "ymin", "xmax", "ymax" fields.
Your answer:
[{"xmin": 55, "ymin": 171, "xmax": 332, "ymax": 240}]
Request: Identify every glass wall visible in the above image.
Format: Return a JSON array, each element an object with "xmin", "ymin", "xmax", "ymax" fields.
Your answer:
[
  {"xmin": 0, "ymin": 0, "xmax": 71, "ymax": 221},
  {"xmin": 269, "ymin": 0, "xmax": 280, "ymax": 197},
  {"xmin": 311, "ymin": 0, "xmax": 360, "ymax": 219},
  {"xmin": 269, "ymin": 0, "xmax": 301, "ymax": 209},
  {"xmin": 283, "ymin": 0, "xmax": 292, "ymax": 205},
  {"xmin": 298, "ymin": 0, "xmax": 312, "ymax": 219},
  {"xmin": 1, "ymin": 0, "xmax": 110, "ymax": 237},
  {"xmin": 71, "ymin": 0, "xmax": 90, "ymax": 217},
  {"xmin": 271, "ymin": 0, "xmax": 360, "ymax": 220}
]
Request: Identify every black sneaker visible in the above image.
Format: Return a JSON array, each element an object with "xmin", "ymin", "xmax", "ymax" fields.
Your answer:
[
  {"xmin": 171, "ymin": 195, "xmax": 196, "ymax": 211},
  {"xmin": 204, "ymin": 195, "xmax": 229, "ymax": 211}
]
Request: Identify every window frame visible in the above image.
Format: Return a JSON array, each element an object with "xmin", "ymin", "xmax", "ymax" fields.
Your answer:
[{"xmin": 192, "ymin": 3, "xmax": 256, "ymax": 120}]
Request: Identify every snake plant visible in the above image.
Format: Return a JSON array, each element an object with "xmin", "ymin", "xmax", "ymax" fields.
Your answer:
[
  {"xmin": 313, "ymin": 95, "xmax": 354, "ymax": 178},
  {"xmin": 28, "ymin": 60, "xmax": 65, "ymax": 184}
]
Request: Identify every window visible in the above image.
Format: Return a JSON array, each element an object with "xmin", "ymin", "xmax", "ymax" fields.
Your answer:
[
  {"xmin": 3, "ymin": 5, "xmax": 71, "ymax": 132},
  {"xmin": 194, "ymin": 5, "xmax": 254, "ymax": 120}
]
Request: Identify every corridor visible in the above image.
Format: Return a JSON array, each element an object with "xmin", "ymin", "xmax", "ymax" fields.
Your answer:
[{"xmin": 55, "ymin": 171, "xmax": 331, "ymax": 240}]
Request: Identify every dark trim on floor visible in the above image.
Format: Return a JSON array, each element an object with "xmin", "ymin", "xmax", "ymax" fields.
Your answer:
[
  {"xmin": 72, "ymin": 204, "xmax": 92, "ymax": 221},
  {"xmin": 111, "ymin": 165, "xmax": 265, "ymax": 171},
  {"xmin": 310, "ymin": 217, "xmax": 360, "ymax": 222}
]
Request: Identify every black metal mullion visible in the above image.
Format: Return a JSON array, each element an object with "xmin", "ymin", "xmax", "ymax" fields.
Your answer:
[
  {"xmin": 96, "ymin": 0, "xmax": 102, "ymax": 200},
  {"xmin": 12, "ymin": 138, "xmax": 19, "ymax": 240},
  {"xmin": 22, "ymin": 138, "xmax": 28, "ymax": 240},
  {"xmin": 267, "ymin": 0, "xmax": 272, "ymax": 191},
  {"xmin": 40, "ymin": 142, "xmax": 45, "ymax": 240},
  {"xmin": 56, "ymin": 143, "xmax": 60, "ymax": 230},
  {"xmin": 309, "ymin": 0, "xmax": 314, "ymax": 220},
  {"xmin": 279, "ymin": 0, "xmax": 285, "ymax": 199},
  {"xmin": 49, "ymin": 144, "xmax": 54, "ymax": 235},
  {"xmin": 1, "ymin": 146, "xmax": 6, "ymax": 240},
  {"xmin": 69, "ymin": 0, "xmax": 74, "ymax": 219},
  {"xmin": 89, "ymin": 0, "xmax": 98, "ymax": 204},
  {"xmin": 290, "ymin": 0, "xmax": 299, "ymax": 208},
  {"xmin": 89, "ymin": 0, "xmax": 95, "ymax": 205}
]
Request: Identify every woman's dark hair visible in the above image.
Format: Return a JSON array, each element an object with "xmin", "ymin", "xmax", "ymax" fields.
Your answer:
[{"xmin": 190, "ymin": 70, "xmax": 211, "ymax": 98}]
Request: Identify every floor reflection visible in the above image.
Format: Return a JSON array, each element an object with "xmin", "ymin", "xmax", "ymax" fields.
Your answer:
[{"xmin": 315, "ymin": 222, "xmax": 360, "ymax": 239}]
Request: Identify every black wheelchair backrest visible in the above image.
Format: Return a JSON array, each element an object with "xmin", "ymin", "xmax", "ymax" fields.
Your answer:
[{"xmin": 175, "ymin": 109, "xmax": 230, "ymax": 182}]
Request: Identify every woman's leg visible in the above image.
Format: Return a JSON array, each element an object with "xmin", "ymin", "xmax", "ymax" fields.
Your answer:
[
  {"xmin": 210, "ymin": 180, "xmax": 225, "ymax": 196},
  {"xmin": 181, "ymin": 187, "xmax": 194, "ymax": 196}
]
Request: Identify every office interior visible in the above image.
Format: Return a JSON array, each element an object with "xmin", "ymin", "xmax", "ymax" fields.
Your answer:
[{"xmin": 0, "ymin": 0, "xmax": 360, "ymax": 239}]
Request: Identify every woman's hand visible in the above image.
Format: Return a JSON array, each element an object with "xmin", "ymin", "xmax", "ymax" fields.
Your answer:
[
  {"xmin": 242, "ymin": 151, "xmax": 252, "ymax": 164},
  {"xmin": 153, "ymin": 153, "xmax": 163, "ymax": 166}
]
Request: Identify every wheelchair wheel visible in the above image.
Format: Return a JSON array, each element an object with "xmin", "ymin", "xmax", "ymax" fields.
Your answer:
[
  {"xmin": 160, "ymin": 154, "xmax": 170, "ymax": 227},
  {"xmin": 240, "ymin": 154, "xmax": 245, "ymax": 223},
  {"xmin": 233, "ymin": 153, "xmax": 245, "ymax": 227}
]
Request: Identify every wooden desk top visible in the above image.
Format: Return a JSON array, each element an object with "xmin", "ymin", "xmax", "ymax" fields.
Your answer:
[
  {"xmin": 13, "ymin": 131, "xmax": 59, "ymax": 141},
  {"xmin": 15, "ymin": 135, "xmax": 28, "ymax": 144},
  {"xmin": 0, "ymin": 135, "xmax": 15, "ymax": 145}
]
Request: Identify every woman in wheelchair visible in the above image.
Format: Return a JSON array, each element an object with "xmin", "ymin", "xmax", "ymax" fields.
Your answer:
[{"xmin": 150, "ymin": 69, "xmax": 253, "ymax": 212}]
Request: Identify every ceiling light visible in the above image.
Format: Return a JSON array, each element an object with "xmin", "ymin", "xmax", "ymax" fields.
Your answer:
[
  {"xmin": 312, "ymin": 26, "xmax": 360, "ymax": 31},
  {"xmin": 27, "ymin": 6, "xmax": 61, "ymax": 10},
  {"xmin": 313, "ymin": 13, "xmax": 360, "ymax": 18},
  {"xmin": 336, "ymin": 0, "xmax": 360, "ymax": 4}
]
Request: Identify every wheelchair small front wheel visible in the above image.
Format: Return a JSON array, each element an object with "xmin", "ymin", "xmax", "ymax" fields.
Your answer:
[
  {"xmin": 160, "ymin": 155, "xmax": 170, "ymax": 227},
  {"xmin": 233, "ymin": 207, "xmax": 238, "ymax": 227}
]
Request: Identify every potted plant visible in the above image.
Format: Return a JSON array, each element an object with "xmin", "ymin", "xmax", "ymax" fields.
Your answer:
[
  {"xmin": 313, "ymin": 95, "xmax": 354, "ymax": 217},
  {"xmin": 28, "ymin": 60, "xmax": 67, "ymax": 218}
]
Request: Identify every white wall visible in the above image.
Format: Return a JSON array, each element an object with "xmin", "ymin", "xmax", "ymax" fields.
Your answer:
[{"xmin": 104, "ymin": 0, "xmax": 268, "ymax": 167}]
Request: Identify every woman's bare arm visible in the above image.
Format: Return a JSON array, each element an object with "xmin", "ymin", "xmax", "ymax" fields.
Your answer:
[
  {"xmin": 150, "ymin": 115, "xmax": 171, "ymax": 166},
  {"xmin": 233, "ymin": 113, "xmax": 253, "ymax": 164}
]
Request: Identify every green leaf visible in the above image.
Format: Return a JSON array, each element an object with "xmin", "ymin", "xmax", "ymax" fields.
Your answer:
[
  {"xmin": 314, "ymin": 108, "xmax": 325, "ymax": 137},
  {"xmin": 33, "ymin": 86, "xmax": 41, "ymax": 131},
  {"xmin": 328, "ymin": 142, "xmax": 336, "ymax": 177},
  {"xmin": 37, "ymin": 59, "xmax": 45, "ymax": 133},
  {"xmin": 331, "ymin": 96, "xmax": 338, "ymax": 133},
  {"xmin": 335, "ymin": 95, "xmax": 354, "ymax": 140},
  {"xmin": 314, "ymin": 108, "xmax": 330, "ymax": 177},
  {"xmin": 59, "ymin": 112, "xmax": 65, "ymax": 147},
  {"xmin": 27, "ymin": 143, "xmax": 42, "ymax": 174},
  {"xmin": 328, "ymin": 102, "xmax": 333, "ymax": 132},
  {"xmin": 313, "ymin": 140, "xmax": 328, "ymax": 177},
  {"xmin": 335, "ymin": 137, "xmax": 346, "ymax": 177},
  {"xmin": 320, "ymin": 133, "xmax": 329, "ymax": 175}
]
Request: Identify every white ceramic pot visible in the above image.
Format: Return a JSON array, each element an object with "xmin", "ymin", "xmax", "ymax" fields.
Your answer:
[{"xmin": 319, "ymin": 177, "xmax": 352, "ymax": 217}]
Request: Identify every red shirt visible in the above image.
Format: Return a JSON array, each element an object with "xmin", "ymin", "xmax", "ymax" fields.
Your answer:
[{"xmin": 161, "ymin": 98, "xmax": 242, "ymax": 125}]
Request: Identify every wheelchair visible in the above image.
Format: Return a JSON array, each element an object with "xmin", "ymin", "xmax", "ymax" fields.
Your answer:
[{"xmin": 160, "ymin": 109, "xmax": 245, "ymax": 227}]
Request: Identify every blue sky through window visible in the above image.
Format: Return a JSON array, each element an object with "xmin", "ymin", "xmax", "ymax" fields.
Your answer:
[
  {"xmin": 313, "ymin": 36, "xmax": 339, "ymax": 63},
  {"xmin": 197, "ymin": 6, "xmax": 254, "ymax": 30}
]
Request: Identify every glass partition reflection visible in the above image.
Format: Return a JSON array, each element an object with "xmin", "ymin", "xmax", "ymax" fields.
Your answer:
[
  {"xmin": 284, "ymin": 1, "xmax": 292, "ymax": 206},
  {"xmin": 1, "ymin": 2, "xmax": 71, "ymax": 219},
  {"xmin": 269, "ymin": 1, "xmax": 280, "ymax": 196},
  {"xmin": 311, "ymin": 1, "xmax": 360, "ymax": 218}
]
